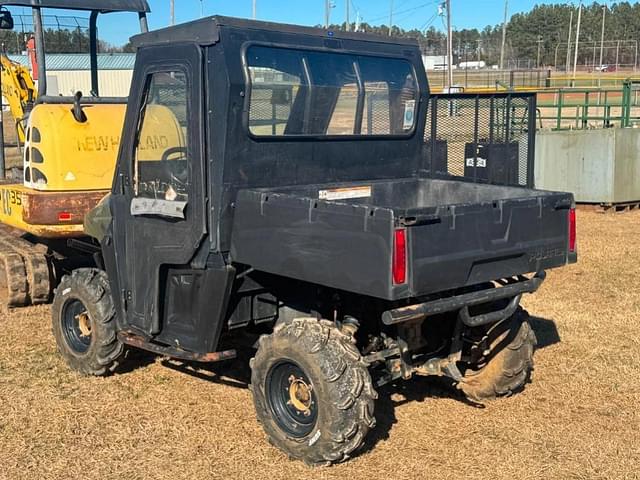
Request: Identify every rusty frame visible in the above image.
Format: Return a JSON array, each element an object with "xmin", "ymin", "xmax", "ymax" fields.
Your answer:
[
  {"xmin": 118, "ymin": 332, "xmax": 237, "ymax": 363},
  {"xmin": 22, "ymin": 190, "xmax": 108, "ymax": 225}
]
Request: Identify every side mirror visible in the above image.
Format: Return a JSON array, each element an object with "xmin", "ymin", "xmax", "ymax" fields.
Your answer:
[{"xmin": 0, "ymin": 9, "xmax": 14, "ymax": 30}]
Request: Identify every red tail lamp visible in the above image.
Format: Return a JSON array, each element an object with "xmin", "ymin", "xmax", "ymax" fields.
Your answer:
[
  {"xmin": 58, "ymin": 212, "xmax": 73, "ymax": 222},
  {"xmin": 393, "ymin": 228, "xmax": 407, "ymax": 285},
  {"xmin": 569, "ymin": 208, "xmax": 577, "ymax": 253}
]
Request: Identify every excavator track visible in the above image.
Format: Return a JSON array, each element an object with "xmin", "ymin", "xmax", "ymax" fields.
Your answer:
[
  {"xmin": 0, "ymin": 251, "xmax": 28, "ymax": 308},
  {"xmin": 0, "ymin": 225, "xmax": 51, "ymax": 308}
]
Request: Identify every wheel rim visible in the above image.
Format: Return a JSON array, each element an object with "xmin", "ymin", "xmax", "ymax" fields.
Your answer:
[
  {"xmin": 266, "ymin": 360, "xmax": 318, "ymax": 438},
  {"xmin": 61, "ymin": 298, "xmax": 93, "ymax": 354}
]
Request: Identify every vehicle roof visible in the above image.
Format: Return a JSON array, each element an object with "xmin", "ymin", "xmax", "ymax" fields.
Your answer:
[
  {"xmin": 0, "ymin": 0, "xmax": 149, "ymax": 13},
  {"xmin": 131, "ymin": 15, "xmax": 420, "ymax": 49}
]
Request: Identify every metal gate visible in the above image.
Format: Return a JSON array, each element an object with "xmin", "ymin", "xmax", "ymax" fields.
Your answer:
[{"xmin": 423, "ymin": 92, "xmax": 537, "ymax": 188}]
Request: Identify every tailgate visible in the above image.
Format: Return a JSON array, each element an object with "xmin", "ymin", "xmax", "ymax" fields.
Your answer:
[{"xmin": 405, "ymin": 193, "xmax": 575, "ymax": 297}]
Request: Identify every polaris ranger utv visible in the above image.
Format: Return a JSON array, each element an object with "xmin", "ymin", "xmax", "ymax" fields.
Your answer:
[{"xmin": 52, "ymin": 16, "xmax": 577, "ymax": 465}]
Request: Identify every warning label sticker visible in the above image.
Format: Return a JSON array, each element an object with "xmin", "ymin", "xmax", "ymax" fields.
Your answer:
[
  {"xmin": 318, "ymin": 186, "xmax": 372, "ymax": 201},
  {"xmin": 403, "ymin": 100, "xmax": 416, "ymax": 130}
]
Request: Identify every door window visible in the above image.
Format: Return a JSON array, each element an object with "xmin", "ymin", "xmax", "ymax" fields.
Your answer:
[{"xmin": 134, "ymin": 70, "xmax": 190, "ymax": 202}]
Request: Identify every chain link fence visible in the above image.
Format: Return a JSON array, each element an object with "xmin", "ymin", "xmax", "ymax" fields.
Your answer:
[
  {"xmin": 0, "ymin": 14, "xmax": 90, "ymax": 54},
  {"xmin": 424, "ymin": 92, "xmax": 537, "ymax": 188},
  {"xmin": 428, "ymin": 69, "xmax": 551, "ymax": 91}
]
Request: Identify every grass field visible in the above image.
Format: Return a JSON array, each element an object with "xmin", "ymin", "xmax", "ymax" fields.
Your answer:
[{"xmin": 0, "ymin": 209, "xmax": 638, "ymax": 479}]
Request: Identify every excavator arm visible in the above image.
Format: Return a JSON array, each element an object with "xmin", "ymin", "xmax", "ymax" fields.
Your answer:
[{"xmin": 0, "ymin": 54, "xmax": 35, "ymax": 143}]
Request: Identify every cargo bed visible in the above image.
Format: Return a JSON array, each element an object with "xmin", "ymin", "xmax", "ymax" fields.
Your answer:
[{"xmin": 230, "ymin": 178, "xmax": 575, "ymax": 301}]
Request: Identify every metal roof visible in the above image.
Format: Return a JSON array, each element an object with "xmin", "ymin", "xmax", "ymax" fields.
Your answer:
[
  {"xmin": 8, "ymin": 52, "xmax": 135, "ymax": 70},
  {"xmin": 0, "ymin": 0, "xmax": 149, "ymax": 13}
]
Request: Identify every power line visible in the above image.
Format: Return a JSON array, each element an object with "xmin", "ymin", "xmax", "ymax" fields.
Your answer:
[
  {"xmin": 365, "ymin": 0, "xmax": 439, "ymax": 24},
  {"xmin": 419, "ymin": 10, "xmax": 439, "ymax": 31}
]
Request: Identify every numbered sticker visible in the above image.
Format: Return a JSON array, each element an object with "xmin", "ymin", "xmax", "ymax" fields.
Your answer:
[{"xmin": 0, "ymin": 188, "xmax": 22, "ymax": 216}]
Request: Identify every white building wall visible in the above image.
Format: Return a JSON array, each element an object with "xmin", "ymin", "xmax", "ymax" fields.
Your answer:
[{"xmin": 45, "ymin": 70, "xmax": 133, "ymax": 97}]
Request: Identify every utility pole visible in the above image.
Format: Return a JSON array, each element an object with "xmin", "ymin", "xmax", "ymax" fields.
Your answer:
[
  {"xmin": 573, "ymin": 1, "xmax": 582, "ymax": 79},
  {"xmin": 325, "ymin": 0, "xmax": 330, "ymax": 28},
  {"xmin": 252, "ymin": 0, "xmax": 257, "ymax": 19},
  {"xmin": 599, "ymin": 5, "xmax": 606, "ymax": 69},
  {"xmin": 446, "ymin": 0, "xmax": 453, "ymax": 88},
  {"xmin": 345, "ymin": 0, "xmax": 349, "ymax": 31},
  {"xmin": 389, "ymin": 0, "xmax": 393, "ymax": 36},
  {"xmin": 499, "ymin": 0, "xmax": 508, "ymax": 70},
  {"xmin": 199, "ymin": 0, "xmax": 204, "ymax": 18},
  {"xmin": 537, "ymin": 35, "xmax": 543, "ymax": 68},
  {"xmin": 565, "ymin": 9, "xmax": 573, "ymax": 72},
  {"xmin": 170, "ymin": 0, "xmax": 175, "ymax": 25}
]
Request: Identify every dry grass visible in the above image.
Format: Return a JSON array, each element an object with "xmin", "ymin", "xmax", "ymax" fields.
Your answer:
[{"xmin": 0, "ymin": 209, "xmax": 639, "ymax": 480}]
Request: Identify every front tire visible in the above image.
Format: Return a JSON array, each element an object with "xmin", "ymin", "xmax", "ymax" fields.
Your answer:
[
  {"xmin": 460, "ymin": 307, "xmax": 537, "ymax": 402},
  {"xmin": 250, "ymin": 318, "xmax": 377, "ymax": 466},
  {"xmin": 51, "ymin": 268, "xmax": 124, "ymax": 376}
]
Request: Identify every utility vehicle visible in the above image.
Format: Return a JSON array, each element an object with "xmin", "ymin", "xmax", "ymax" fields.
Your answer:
[{"xmin": 52, "ymin": 16, "xmax": 577, "ymax": 465}]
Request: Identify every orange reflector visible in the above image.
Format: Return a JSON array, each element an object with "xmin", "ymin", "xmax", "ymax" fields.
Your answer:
[{"xmin": 392, "ymin": 228, "xmax": 407, "ymax": 285}]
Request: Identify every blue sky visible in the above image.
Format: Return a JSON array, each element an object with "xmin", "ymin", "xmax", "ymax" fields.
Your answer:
[{"xmin": 8, "ymin": 0, "xmax": 598, "ymax": 47}]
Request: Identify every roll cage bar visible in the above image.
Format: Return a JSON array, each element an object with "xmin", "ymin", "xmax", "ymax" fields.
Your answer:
[{"xmin": 0, "ymin": 0, "xmax": 150, "ymax": 98}]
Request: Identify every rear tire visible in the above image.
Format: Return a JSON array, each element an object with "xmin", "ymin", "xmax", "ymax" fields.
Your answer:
[
  {"xmin": 250, "ymin": 318, "xmax": 377, "ymax": 466},
  {"xmin": 460, "ymin": 307, "xmax": 536, "ymax": 402},
  {"xmin": 51, "ymin": 268, "xmax": 124, "ymax": 376}
]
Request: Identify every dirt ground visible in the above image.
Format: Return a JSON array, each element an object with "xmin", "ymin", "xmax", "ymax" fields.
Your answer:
[{"xmin": 0, "ymin": 209, "xmax": 639, "ymax": 480}]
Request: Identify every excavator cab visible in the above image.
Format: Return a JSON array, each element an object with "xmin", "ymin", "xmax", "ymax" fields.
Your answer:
[
  {"xmin": 0, "ymin": 1, "xmax": 149, "ymax": 97},
  {"xmin": 0, "ymin": 2, "xmax": 149, "ymax": 144}
]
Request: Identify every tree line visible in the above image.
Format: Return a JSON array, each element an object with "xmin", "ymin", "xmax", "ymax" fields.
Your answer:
[
  {"xmin": 0, "ymin": 28, "xmax": 121, "ymax": 55},
  {"xmin": 326, "ymin": 2, "xmax": 640, "ymax": 69}
]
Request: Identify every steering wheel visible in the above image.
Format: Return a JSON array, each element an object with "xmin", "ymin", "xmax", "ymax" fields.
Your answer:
[{"xmin": 161, "ymin": 146, "xmax": 187, "ymax": 162}]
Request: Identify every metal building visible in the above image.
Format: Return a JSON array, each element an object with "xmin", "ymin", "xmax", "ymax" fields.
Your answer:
[{"xmin": 8, "ymin": 52, "xmax": 135, "ymax": 97}]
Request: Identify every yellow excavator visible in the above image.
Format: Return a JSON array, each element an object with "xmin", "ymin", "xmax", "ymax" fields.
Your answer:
[
  {"xmin": 0, "ymin": 0, "xmax": 159, "ymax": 307},
  {"xmin": 0, "ymin": 52, "xmax": 36, "ymax": 143}
]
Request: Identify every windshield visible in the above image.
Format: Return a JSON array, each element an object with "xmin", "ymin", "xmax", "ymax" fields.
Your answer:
[{"xmin": 246, "ymin": 45, "xmax": 418, "ymax": 138}]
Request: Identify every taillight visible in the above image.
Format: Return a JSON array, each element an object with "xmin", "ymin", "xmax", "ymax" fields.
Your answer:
[
  {"xmin": 58, "ymin": 212, "xmax": 73, "ymax": 222},
  {"xmin": 393, "ymin": 228, "xmax": 407, "ymax": 285},
  {"xmin": 569, "ymin": 208, "xmax": 577, "ymax": 253}
]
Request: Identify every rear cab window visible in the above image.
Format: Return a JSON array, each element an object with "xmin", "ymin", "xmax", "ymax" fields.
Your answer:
[{"xmin": 245, "ymin": 45, "xmax": 418, "ymax": 138}]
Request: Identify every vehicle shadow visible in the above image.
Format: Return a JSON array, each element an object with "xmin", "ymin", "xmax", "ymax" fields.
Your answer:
[
  {"xmin": 528, "ymin": 316, "xmax": 561, "ymax": 349},
  {"xmin": 113, "ymin": 348, "xmax": 157, "ymax": 374},
  {"xmin": 360, "ymin": 376, "xmax": 478, "ymax": 455},
  {"xmin": 362, "ymin": 315, "xmax": 562, "ymax": 455},
  {"xmin": 160, "ymin": 347, "xmax": 253, "ymax": 389}
]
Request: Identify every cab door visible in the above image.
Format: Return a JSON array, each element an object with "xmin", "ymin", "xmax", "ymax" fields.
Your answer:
[{"xmin": 109, "ymin": 44, "xmax": 207, "ymax": 335}]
